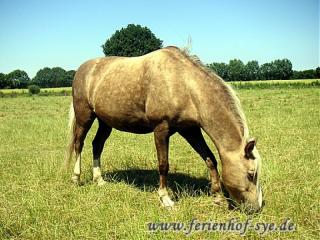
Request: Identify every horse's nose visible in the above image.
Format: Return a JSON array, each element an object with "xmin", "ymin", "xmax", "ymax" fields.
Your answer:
[
  {"xmin": 244, "ymin": 189, "xmax": 264, "ymax": 215},
  {"xmin": 245, "ymin": 202, "xmax": 263, "ymax": 215}
]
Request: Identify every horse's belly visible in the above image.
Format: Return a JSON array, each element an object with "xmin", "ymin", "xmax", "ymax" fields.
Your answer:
[
  {"xmin": 113, "ymin": 124, "xmax": 153, "ymax": 134},
  {"xmin": 95, "ymin": 109, "xmax": 153, "ymax": 134},
  {"xmin": 110, "ymin": 117, "xmax": 152, "ymax": 134}
]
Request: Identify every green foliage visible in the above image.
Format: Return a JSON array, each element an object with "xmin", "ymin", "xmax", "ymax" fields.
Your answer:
[
  {"xmin": 273, "ymin": 59, "xmax": 293, "ymax": 80},
  {"xmin": 66, "ymin": 70, "xmax": 76, "ymax": 86},
  {"xmin": 208, "ymin": 58, "xmax": 296, "ymax": 81},
  {"xmin": 207, "ymin": 62, "xmax": 229, "ymax": 80},
  {"xmin": 32, "ymin": 67, "xmax": 75, "ymax": 88},
  {"xmin": 245, "ymin": 60, "xmax": 260, "ymax": 81},
  {"xmin": 316, "ymin": 67, "xmax": 320, "ymax": 78},
  {"xmin": 2, "ymin": 70, "xmax": 30, "ymax": 88},
  {"xmin": 102, "ymin": 24, "xmax": 163, "ymax": 57},
  {"xmin": 260, "ymin": 62, "xmax": 274, "ymax": 80},
  {"xmin": 292, "ymin": 69, "xmax": 318, "ymax": 79},
  {"xmin": 0, "ymin": 72, "xmax": 7, "ymax": 88},
  {"xmin": 28, "ymin": 85, "xmax": 41, "ymax": 95},
  {"xmin": 228, "ymin": 59, "xmax": 246, "ymax": 81}
]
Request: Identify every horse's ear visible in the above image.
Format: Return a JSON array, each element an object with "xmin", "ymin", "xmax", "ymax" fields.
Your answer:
[{"xmin": 245, "ymin": 138, "xmax": 256, "ymax": 158}]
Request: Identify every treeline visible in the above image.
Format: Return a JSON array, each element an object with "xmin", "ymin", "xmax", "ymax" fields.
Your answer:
[
  {"xmin": 207, "ymin": 59, "xmax": 320, "ymax": 82},
  {"xmin": 0, "ymin": 67, "xmax": 76, "ymax": 89},
  {"xmin": 1, "ymin": 60, "xmax": 319, "ymax": 89}
]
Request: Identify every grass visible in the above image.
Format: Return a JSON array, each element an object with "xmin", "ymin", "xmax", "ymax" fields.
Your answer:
[
  {"xmin": 0, "ymin": 87, "xmax": 71, "ymax": 94},
  {"xmin": 0, "ymin": 88, "xmax": 319, "ymax": 239},
  {"xmin": 0, "ymin": 87, "xmax": 71, "ymax": 97},
  {"xmin": 230, "ymin": 79, "xmax": 320, "ymax": 89},
  {"xmin": 233, "ymin": 79, "xmax": 318, "ymax": 84}
]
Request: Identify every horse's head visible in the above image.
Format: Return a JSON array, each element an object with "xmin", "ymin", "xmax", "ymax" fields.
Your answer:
[{"xmin": 221, "ymin": 138, "xmax": 263, "ymax": 213}]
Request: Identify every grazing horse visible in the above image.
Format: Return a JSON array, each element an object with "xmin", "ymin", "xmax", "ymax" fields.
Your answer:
[{"xmin": 65, "ymin": 46, "xmax": 263, "ymax": 212}]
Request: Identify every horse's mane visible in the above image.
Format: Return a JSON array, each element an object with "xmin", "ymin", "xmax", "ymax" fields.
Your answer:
[{"xmin": 176, "ymin": 46, "xmax": 249, "ymax": 140}]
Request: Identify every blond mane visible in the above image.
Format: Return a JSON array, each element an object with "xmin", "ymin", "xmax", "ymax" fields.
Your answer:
[
  {"xmin": 177, "ymin": 47, "xmax": 263, "ymax": 177},
  {"xmin": 178, "ymin": 47, "xmax": 249, "ymax": 140}
]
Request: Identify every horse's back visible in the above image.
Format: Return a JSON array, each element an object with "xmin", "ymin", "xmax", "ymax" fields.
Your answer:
[{"xmin": 72, "ymin": 48, "xmax": 200, "ymax": 131}]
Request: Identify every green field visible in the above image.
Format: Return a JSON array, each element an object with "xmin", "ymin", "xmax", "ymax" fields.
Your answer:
[
  {"xmin": 0, "ymin": 87, "xmax": 72, "ymax": 97},
  {"xmin": 0, "ymin": 88, "xmax": 319, "ymax": 239},
  {"xmin": 0, "ymin": 87, "xmax": 71, "ymax": 94}
]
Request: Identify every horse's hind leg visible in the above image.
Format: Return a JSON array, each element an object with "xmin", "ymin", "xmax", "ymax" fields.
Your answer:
[
  {"xmin": 154, "ymin": 121, "xmax": 175, "ymax": 208},
  {"xmin": 72, "ymin": 122, "xmax": 93, "ymax": 184},
  {"xmin": 72, "ymin": 104, "xmax": 95, "ymax": 184},
  {"xmin": 92, "ymin": 119, "xmax": 112, "ymax": 186},
  {"xmin": 179, "ymin": 127, "xmax": 221, "ymax": 194}
]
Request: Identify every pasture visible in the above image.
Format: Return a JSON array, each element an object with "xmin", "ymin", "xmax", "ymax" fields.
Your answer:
[{"xmin": 0, "ymin": 87, "xmax": 319, "ymax": 239}]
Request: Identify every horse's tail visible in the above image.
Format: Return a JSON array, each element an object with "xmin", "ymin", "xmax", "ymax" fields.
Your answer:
[{"xmin": 64, "ymin": 102, "xmax": 76, "ymax": 170}]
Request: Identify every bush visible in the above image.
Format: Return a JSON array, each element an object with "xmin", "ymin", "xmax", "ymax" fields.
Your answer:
[
  {"xmin": 28, "ymin": 85, "xmax": 40, "ymax": 95},
  {"xmin": 102, "ymin": 24, "xmax": 163, "ymax": 57}
]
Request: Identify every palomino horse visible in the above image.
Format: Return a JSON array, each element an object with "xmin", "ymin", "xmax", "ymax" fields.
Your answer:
[{"xmin": 65, "ymin": 46, "xmax": 263, "ymax": 212}]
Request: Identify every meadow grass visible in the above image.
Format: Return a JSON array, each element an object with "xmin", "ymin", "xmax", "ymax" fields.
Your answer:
[
  {"xmin": 0, "ymin": 87, "xmax": 72, "ymax": 97},
  {"xmin": 0, "ymin": 88, "xmax": 319, "ymax": 239},
  {"xmin": 0, "ymin": 87, "xmax": 71, "ymax": 94},
  {"xmin": 230, "ymin": 79, "xmax": 320, "ymax": 90},
  {"xmin": 232, "ymin": 79, "xmax": 318, "ymax": 84}
]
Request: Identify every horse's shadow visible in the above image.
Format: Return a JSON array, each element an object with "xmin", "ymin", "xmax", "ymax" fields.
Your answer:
[{"xmin": 102, "ymin": 169, "xmax": 212, "ymax": 198}]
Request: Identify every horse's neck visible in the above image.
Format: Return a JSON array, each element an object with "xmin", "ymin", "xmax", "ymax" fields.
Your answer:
[
  {"xmin": 203, "ymin": 121, "xmax": 244, "ymax": 153},
  {"xmin": 196, "ymin": 77, "xmax": 246, "ymax": 153}
]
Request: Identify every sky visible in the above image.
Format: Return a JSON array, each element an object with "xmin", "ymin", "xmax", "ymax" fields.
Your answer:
[{"xmin": 0, "ymin": 0, "xmax": 319, "ymax": 78}]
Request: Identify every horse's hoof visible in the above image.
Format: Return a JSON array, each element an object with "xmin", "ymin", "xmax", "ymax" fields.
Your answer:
[
  {"xmin": 93, "ymin": 177, "xmax": 107, "ymax": 186},
  {"xmin": 97, "ymin": 178, "xmax": 107, "ymax": 186},
  {"xmin": 71, "ymin": 175, "xmax": 80, "ymax": 185},
  {"xmin": 160, "ymin": 195, "xmax": 175, "ymax": 208},
  {"xmin": 211, "ymin": 181, "xmax": 222, "ymax": 193},
  {"xmin": 212, "ymin": 194, "xmax": 225, "ymax": 206}
]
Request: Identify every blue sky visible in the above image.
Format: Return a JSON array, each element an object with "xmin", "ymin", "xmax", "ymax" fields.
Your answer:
[{"xmin": 0, "ymin": 0, "xmax": 319, "ymax": 77}]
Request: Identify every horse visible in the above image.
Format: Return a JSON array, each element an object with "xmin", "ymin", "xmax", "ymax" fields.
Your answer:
[{"xmin": 64, "ymin": 46, "xmax": 263, "ymax": 212}]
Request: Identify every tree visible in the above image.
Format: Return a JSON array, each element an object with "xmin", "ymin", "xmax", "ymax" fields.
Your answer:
[
  {"xmin": 245, "ymin": 60, "xmax": 260, "ymax": 81},
  {"xmin": 66, "ymin": 70, "xmax": 76, "ymax": 86},
  {"xmin": 272, "ymin": 59, "xmax": 293, "ymax": 80},
  {"xmin": 207, "ymin": 62, "xmax": 229, "ymax": 81},
  {"xmin": 315, "ymin": 67, "xmax": 320, "ymax": 78},
  {"xmin": 301, "ymin": 70, "xmax": 315, "ymax": 79},
  {"xmin": 260, "ymin": 59, "xmax": 293, "ymax": 80},
  {"xmin": 228, "ymin": 59, "xmax": 246, "ymax": 81},
  {"xmin": 102, "ymin": 24, "xmax": 163, "ymax": 57},
  {"xmin": 0, "ymin": 73, "xmax": 7, "ymax": 88},
  {"xmin": 32, "ymin": 67, "xmax": 73, "ymax": 88},
  {"xmin": 291, "ymin": 70, "xmax": 303, "ymax": 79},
  {"xmin": 260, "ymin": 62, "xmax": 274, "ymax": 80},
  {"xmin": 33, "ymin": 67, "xmax": 52, "ymax": 87},
  {"xmin": 292, "ymin": 69, "xmax": 316, "ymax": 79},
  {"xmin": 50, "ymin": 67, "xmax": 67, "ymax": 87},
  {"xmin": 5, "ymin": 70, "xmax": 30, "ymax": 88}
]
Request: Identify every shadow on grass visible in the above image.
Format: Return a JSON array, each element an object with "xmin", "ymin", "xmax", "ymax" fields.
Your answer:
[
  {"xmin": 101, "ymin": 168, "xmax": 239, "ymax": 210},
  {"xmin": 102, "ymin": 168, "xmax": 212, "ymax": 198}
]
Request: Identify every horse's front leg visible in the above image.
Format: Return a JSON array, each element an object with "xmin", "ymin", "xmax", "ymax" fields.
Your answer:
[
  {"xmin": 179, "ymin": 127, "xmax": 223, "ymax": 201},
  {"xmin": 92, "ymin": 120, "xmax": 112, "ymax": 186},
  {"xmin": 154, "ymin": 121, "xmax": 174, "ymax": 208}
]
